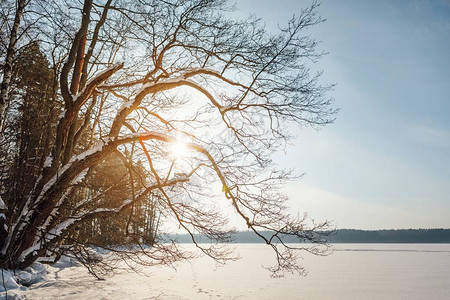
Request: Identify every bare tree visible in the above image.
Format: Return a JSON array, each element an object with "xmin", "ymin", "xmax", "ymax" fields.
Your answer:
[{"xmin": 0, "ymin": 0, "xmax": 336, "ymax": 276}]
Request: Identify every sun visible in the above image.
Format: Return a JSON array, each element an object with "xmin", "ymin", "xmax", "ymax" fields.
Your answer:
[{"xmin": 170, "ymin": 139, "xmax": 189, "ymax": 159}]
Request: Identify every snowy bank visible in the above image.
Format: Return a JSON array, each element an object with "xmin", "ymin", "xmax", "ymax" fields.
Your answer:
[{"xmin": 0, "ymin": 256, "xmax": 80, "ymax": 299}]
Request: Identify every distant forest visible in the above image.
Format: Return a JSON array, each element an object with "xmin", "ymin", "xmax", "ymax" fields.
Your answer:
[{"xmin": 169, "ymin": 229, "xmax": 450, "ymax": 244}]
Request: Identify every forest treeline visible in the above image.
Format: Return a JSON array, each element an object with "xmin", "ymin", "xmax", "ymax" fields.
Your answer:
[
  {"xmin": 171, "ymin": 229, "xmax": 450, "ymax": 243},
  {"xmin": 325, "ymin": 229, "xmax": 450, "ymax": 243}
]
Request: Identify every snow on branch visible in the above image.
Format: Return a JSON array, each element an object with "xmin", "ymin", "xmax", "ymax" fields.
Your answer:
[
  {"xmin": 0, "ymin": 196, "xmax": 5, "ymax": 210},
  {"xmin": 73, "ymin": 62, "xmax": 124, "ymax": 105},
  {"xmin": 17, "ymin": 175, "xmax": 190, "ymax": 263}
]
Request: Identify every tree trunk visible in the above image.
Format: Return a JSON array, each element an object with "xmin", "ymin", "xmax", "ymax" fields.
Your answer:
[{"xmin": 0, "ymin": 0, "xmax": 27, "ymax": 134}]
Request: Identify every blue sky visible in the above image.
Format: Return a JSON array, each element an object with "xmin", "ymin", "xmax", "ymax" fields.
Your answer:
[{"xmin": 237, "ymin": 0, "xmax": 450, "ymax": 229}]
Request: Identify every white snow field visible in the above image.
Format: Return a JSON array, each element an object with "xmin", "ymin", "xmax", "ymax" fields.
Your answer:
[{"xmin": 2, "ymin": 244, "xmax": 450, "ymax": 299}]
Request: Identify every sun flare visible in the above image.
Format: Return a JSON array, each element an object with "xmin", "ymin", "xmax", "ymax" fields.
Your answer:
[{"xmin": 170, "ymin": 140, "xmax": 189, "ymax": 159}]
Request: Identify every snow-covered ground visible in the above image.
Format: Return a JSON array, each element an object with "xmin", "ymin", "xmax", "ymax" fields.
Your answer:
[{"xmin": 2, "ymin": 244, "xmax": 450, "ymax": 299}]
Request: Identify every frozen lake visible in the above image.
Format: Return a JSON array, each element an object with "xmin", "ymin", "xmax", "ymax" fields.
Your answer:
[{"xmin": 9, "ymin": 244, "xmax": 450, "ymax": 299}]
